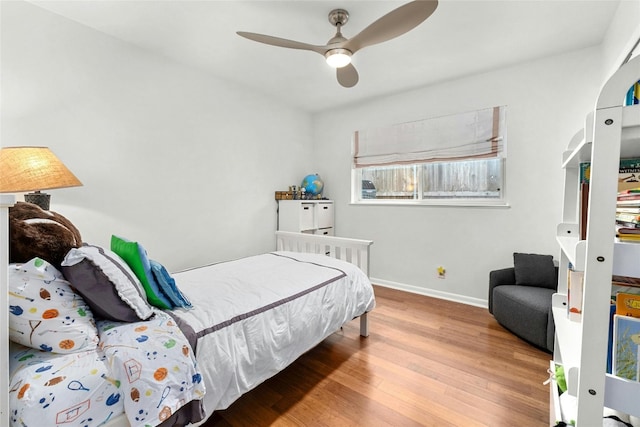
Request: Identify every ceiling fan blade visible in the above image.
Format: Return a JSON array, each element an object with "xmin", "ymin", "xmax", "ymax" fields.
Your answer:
[
  {"xmin": 236, "ymin": 31, "xmax": 326, "ymax": 55},
  {"xmin": 343, "ymin": 0, "xmax": 438, "ymax": 54},
  {"xmin": 337, "ymin": 64, "xmax": 359, "ymax": 88}
]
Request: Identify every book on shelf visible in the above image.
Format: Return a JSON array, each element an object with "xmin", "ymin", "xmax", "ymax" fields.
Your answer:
[
  {"xmin": 616, "ymin": 221, "xmax": 640, "ymax": 230},
  {"xmin": 580, "ymin": 182, "xmax": 589, "ymax": 240},
  {"xmin": 616, "ymin": 292, "xmax": 640, "ymax": 318},
  {"xmin": 611, "ymin": 284, "xmax": 640, "ymax": 373},
  {"xmin": 580, "ymin": 159, "xmax": 640, "ymax": 241},
  {"xmin": 612, "ymin": 314, "xmax": 640, "ymax": 381},
  {"xmin": 618, "ymin": 159, "xmax": 640, "ymax": 192},
  {"xmin": 618, "ymin": 235, "xmax": 640, "ymax": 243},
  {"xmin": 616, "ymin": 212, "xmax": 640, "ymax": 224},
  {"xmin": 608, "ymin": 303, "xmax": 616, "ymax": 374},
  {"xmin": 617, "ymin": 193, "xmax": 640, "ymax": 202},
  {"xmin": 567, "ymin": 265, "xmax": 583, "ymax": 321},
  {"xmin": 580, "ymin": 162, "xmax": 590, "ymax": 184},
  {"xmin": 581, "ymin": 158, "xmax": 640, "ymax": 191},
  {"xmin": 616, "ymin": 225, "xmax": 640, "ymax": 242},
  {"xmin": 616, "ymin": 207, "xmax": 640, "ymax": 213},
  {"xmin": 617, "ymin": 198, "xmax": 640, "ymax": 206},
  {"xmin": 618, "ymin": 188, "xmax": 640, "ymax": 195},
  {"xmin": 612, "ymin": 275, "xmax": 640, "ymax": 288},
  {"xmin": 618, "ymin": 226, "xmax": 640, "ymax": 234},
  {"xmin": 616, "ymin": 202, "xmax": 640, "ymax": 241},
  {"xmin": 626, "ymin": 80, "xmax": 640, "ymax": 106}
]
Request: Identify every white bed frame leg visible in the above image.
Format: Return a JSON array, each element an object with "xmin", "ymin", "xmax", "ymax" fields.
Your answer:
[{"xmin": 359, "ymin": 313, "xmax": 369, "ymax": 337}]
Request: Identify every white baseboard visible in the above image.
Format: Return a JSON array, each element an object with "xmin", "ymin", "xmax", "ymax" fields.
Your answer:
[{"xmin": 370, "ymin": 277, "xmax": 488, "ymax": 309}]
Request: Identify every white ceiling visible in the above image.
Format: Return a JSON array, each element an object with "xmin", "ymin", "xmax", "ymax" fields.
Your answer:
[{"xmin": 29, "ymin": 0, "xmax": 621, "ymax": 113}]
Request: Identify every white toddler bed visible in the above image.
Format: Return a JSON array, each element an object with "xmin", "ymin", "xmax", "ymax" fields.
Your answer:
[{"xmin": 1, "ymin": 216, "xmax": 375, "ymax": 427}]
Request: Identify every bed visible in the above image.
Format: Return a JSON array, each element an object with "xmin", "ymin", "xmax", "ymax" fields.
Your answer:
[{"xmin": 0, "ymin": 196, "xmax": 376, "ymax": 427}]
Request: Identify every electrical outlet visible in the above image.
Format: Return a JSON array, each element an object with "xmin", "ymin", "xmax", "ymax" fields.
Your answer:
[{"xmin": 437, "ymin": 266, "xmax": 446, "ymax": 279}]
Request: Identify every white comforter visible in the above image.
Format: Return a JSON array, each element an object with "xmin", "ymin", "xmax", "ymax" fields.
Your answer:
[{"xmin": 169, "ymin": 251, "xmax": 376, "ymax": 415}]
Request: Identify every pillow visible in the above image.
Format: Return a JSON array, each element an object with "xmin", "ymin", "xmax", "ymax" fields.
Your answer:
[
  {"xmin": 513, "ymin": 252, "xmax": 557, "ymax": 289},
  {"xmin": 61, "ymin": 244, "xmax": 154, "ymax": 321},
  {"xmin": 150, "ymin": 260, "xmax": 192, "ymax": 309},
  {"xmin": 110, "ymin": 235, "xmax": 172, "ymax": 309},
  {"xmin": 9, "ymin": 257, "xmax": 99, "ymax": 353}
]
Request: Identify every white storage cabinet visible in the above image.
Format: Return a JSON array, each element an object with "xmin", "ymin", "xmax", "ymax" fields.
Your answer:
[
  {"xmin": 278, "ymin": 200, "xmax": 334, "ymax": 236},
  {"xmin": 552, "ymin": 54, "xmax": 640, "ymax": 425}
]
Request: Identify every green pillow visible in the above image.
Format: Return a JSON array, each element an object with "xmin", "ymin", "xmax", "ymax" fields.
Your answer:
[{"xmin": 110, "ymin": 235, "xmax": 172, "ymax": 310}]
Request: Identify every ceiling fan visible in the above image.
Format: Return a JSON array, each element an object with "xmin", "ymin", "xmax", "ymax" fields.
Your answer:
[{"xmin": 236, "ymin": 0, "xmax": 439, "ymax": 88}]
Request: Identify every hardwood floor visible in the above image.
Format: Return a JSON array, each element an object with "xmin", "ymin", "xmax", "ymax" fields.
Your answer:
[{"xmin": 202, "ymin": 285, "xmax": 551, "ymax": 427}]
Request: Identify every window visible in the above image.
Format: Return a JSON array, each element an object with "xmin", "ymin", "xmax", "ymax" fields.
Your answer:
[{"xmin": 352, "ymin": 106, "xmax": 507, "ymax": 206}]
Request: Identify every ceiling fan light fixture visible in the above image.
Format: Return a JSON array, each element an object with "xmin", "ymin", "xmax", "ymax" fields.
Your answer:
[
  {"xmin": 238, "ymin": 1, "xmax": 439, "ymax": 87},
  {"xmin": 325, "ymin": 48, "xmax": 352, "ymax": 68}
]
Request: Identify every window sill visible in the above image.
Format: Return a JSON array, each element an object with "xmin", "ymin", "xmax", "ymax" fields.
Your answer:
[{"xmin": 350, "ymin": 199, "xmax": 510, "ymax": 208}]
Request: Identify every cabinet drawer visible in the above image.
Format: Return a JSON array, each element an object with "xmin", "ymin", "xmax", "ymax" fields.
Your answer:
[
  {"xmin": 314, "ymin": 227, "xmax": 334, "ymax": 236},
  {"xmin": 316, "ymin": 203, "xmax": 334, "ymax": 229},
  {"xmin": 299, "ymin": 203, "xmax": 315, "ymax": 230}
]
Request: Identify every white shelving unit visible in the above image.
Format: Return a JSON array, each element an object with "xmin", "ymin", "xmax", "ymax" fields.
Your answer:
[
  {"xmin": 277, "ymin": 200, "xmax": 334, "ymax": 235},
  {"xmin": 552, "ymin": 54, "xmax": 640, "ymax": 425}
]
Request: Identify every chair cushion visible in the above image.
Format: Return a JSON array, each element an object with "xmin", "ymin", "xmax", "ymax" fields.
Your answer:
[
  {"xmin": 492, "ymin": 285, "xmax": 555, "ymax": 350},
  {"xmin": 513, "ymin": 252, "xmax": 556, "ymax": 289}
]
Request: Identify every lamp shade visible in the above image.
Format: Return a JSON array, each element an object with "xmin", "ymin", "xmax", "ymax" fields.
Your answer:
[{"xmin": 0, "ymin": 147, "xmax": 82, "ymax": 193}]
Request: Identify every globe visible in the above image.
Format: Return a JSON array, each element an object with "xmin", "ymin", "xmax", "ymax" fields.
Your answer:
[{"xmin": 301, "ymin": 174, "xmax": 324, "ymax": 197}]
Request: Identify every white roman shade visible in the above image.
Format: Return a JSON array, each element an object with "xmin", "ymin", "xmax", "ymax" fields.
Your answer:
[{"xmin": 353, "ymin": 106, "xmax": 506, "ymax": 168}]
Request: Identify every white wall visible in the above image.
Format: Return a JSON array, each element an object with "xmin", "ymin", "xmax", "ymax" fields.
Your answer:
[
  {"xmin": 313, "ymin": 47, "xmax": 604, "ymax": 305},
  {"xmin": 601, "ymin": 0, "xmax": 640, "ymax": 82},
  {"xmin": 1, "ymin": 1, "xmax": 314, "ymax": 272}
]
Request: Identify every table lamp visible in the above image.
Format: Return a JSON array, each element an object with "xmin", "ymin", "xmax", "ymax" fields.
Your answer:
[
  {"xmin": 0, "ymin": 146, "xmax": 82, "ymax": 210},
  {"xmin": 0, "ymin": 146, "xmax": 81, "ymax": 425}
]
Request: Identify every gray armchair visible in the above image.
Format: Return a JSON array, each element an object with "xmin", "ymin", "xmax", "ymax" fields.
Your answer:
[{"xmin": 488, "ymin": 253, "xmax": 558, "ymax": 353}]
